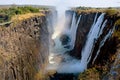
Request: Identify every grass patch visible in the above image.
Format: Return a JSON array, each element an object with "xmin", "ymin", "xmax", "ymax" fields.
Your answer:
[
  {"xmin": 11, "ymin": 13, "xmax": 45, "ymax": 21},
  {"xmin": 0, "ymin": 6, "xmax": 41, "ymax": 23}
]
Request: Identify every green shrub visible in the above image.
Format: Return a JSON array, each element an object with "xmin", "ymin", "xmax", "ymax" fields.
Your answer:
[
  {"xmin": 25, "ymin": 6, "xmax": 39, "ymax": 13},
  {"xmin": 78, "ymin": 68, "xmax": 100, "ymax": 80},
  {"xmin": 0, "ymin": 6, "xmax": 40, "ymax": 23},
  {"xmin": 115, "ymin": 19, "xmax": 120, "ymax": 26},
  {"xmin": 113, "ymin": 29, "xmax": 120, "ymax": 40},
  {"xmin": 105, "ymin": 9, "xmax": 118, "ymax": 16}
]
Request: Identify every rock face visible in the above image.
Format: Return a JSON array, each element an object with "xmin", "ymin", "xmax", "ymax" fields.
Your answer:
[
  {"xmin": 67, "ymin": 11, "xmax": 120, "ymax": 79},
  {"xmin": 103, "ymin": 44, "xmax": 120, "ymax": 80},
  {"xmin": 0, "ymin": 15, "xmax": 49, "ymax": 80},
  {"xmin": 69, "ymin": 11, "xmax": 120, "ymax": 67}
]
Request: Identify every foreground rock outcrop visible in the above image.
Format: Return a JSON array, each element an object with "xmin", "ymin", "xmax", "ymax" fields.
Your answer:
[{"xmin": 0, "ymin": 14, "xmax": 49, "ymax": 80}]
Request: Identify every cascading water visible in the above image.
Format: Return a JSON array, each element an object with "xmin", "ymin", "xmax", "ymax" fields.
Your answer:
[
  {"xmin": 47, "ymin": 9, "xmax": 82, "ymax": 71},
  {"xmin": 69, "ymin": 13, "xmax": 82, "ymax": 50},
  {"xmin": 80, "ymin": 13, "xmax": 106, "ymax": 67},
  {"xmin": 56, "ymin": 13, "xmax": 110, "ymax": 73},
  {"xmin": 92, "ymin": 26, "xmax": 115, "ymax": 64},
  {"xmin": 48, "ymin": 6, "xmax": 69, "ymax": 70},
  {"xmin": 47, "ymin": 7, "xmax": 115, "ymax": 73}
]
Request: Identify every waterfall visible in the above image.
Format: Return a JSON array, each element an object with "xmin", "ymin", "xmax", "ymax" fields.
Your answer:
[
  {"xmin": 98, "ymin": 20, "xmax": 108, "ymax": 37},
  {"xmin": 80, "ymin": 13, "xmax": 105, "ymax": 70},
  {"xmin": 47, "ymin": 12, "xmax": 82, "ymax": 71},
  {"xmin": 92, "ymin": 26, "xmax": 115, "ymax": 64},
  {"xmin": 47, "ymin": 8, "xmax": 114, "ymax": 73},
  {"xmin": 69, "ymin": 13, "xmax": 82, "ymax": 49}
]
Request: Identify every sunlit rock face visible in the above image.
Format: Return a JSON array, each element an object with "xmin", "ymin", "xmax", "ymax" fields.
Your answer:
[{"xmin": 0, "ymin": 15, "xmax": 49, "ymax": 80}]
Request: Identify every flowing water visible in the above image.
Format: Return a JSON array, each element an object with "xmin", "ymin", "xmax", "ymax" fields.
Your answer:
[{"xmin": 47, "ymin": 8, "xmax": 114, "ymax": 73}]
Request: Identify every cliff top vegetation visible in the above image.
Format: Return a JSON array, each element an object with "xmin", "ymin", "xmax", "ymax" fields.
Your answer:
[
  {"xmin": 0, "ymin": 6, "xmax": 48, "ymax": 23},
  {"xmin": 73, "ymin": 7, "xmax": 120, "ymax": 16}
]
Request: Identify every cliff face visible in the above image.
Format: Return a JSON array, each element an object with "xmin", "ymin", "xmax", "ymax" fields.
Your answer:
[
  {"xmin": 69, "ymin": 12, "xmax": 116, "ymax": 56},
  {"xmin": 65, "ymin": 11, "xmax": 120, "ymax": 79},
  {"xmin": 68, "ymin": 11, "xmax": 120, "ymax": 69},
  {"xmin": 0, "ymin": 15, "xmax": 49, "ymax": 80}
]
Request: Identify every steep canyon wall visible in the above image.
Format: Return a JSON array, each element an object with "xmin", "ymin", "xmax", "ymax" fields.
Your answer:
[{"xmin": 0, "ymin": 14, "xmax": 49, "ymax": 80}]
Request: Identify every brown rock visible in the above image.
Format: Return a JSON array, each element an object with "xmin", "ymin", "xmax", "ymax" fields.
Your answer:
[{"xmin": 0, "ymin": 16, "xmax": 49, "ymax": 80}]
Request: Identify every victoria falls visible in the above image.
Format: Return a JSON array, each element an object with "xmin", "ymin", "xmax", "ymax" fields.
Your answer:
[{"xmin": 0, "ymin": 0, "xmax": 120, "ymax": 80}]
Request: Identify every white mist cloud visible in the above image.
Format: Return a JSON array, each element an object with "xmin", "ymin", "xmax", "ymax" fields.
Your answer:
[{"xmin": 57, "ymin": 60, "xmax": 86, "ymax": 73}]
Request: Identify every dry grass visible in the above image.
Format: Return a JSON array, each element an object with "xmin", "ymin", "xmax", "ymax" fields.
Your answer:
[
  {"xmin": 75, "ymin": 8, "xmax": 120, "ymax": 15},
  {"xmin": 11, "ymin": 13, "xmax": 45, "ymax": 21},
  {"xmin": 75, "ymin": 8, "xmax": 105, "ymax": 14}
]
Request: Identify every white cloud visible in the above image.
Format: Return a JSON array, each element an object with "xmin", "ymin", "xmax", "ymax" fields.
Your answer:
[{"xmin": 0, "ymin": 0, "xmax": 120, "ymax": 7}]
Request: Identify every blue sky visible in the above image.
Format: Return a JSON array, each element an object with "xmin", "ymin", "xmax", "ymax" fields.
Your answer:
[{"xmin": 0, "ymin": 0, "xmax": 120, "ymax": 7}]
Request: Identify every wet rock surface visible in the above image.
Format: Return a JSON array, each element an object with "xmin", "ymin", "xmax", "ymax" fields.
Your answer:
[
  {"xmin": 69, "ymin": 12, "xmax": 98, "ymax": 59},
  {"xmin": 66, "ymin": 11, "xmax": 120, "ymax": 79},
  {"xmin": 60, "ymin": 34, "xmax": 70, "ymax": 45},
  {"xmin": 69, "ymin": 12, "xmax": 119, "ymax": 64}
]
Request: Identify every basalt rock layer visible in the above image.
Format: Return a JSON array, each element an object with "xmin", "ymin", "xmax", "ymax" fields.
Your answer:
[{"xmin": 0, "ymin": 15, "xmax": 49, "ymax": 80}]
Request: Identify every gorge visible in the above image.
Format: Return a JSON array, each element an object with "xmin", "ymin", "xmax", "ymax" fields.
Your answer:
[
  {"xmin": 0, "ymin": 6, "xmax": 120, "ymax": 80},
  {"xmin": 46, "ymin": 6, "xmax": 120, "ymax": 79}
]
